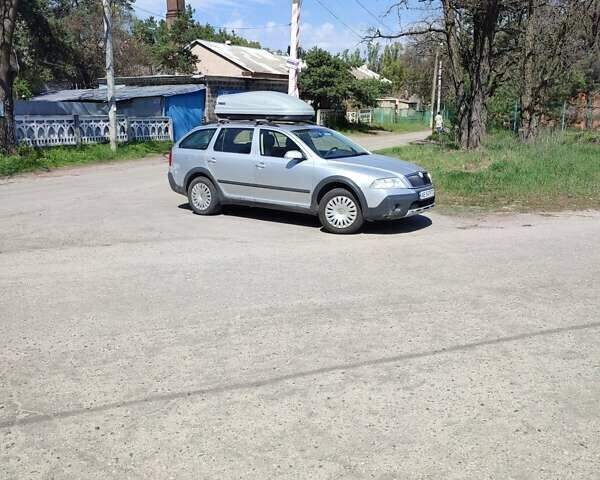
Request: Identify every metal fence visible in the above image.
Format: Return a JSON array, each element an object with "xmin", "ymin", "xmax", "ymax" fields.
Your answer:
[
  {"xmin": 493, "ymin": 100, "xmax": 600, "ymax": 133},
  {"xmin": 346, "ymin": 107, "xmax": 444, "ymax": 126},
  {"xmin": 15, "ymin": 115, "xmax": 173, "ymax": 147}
]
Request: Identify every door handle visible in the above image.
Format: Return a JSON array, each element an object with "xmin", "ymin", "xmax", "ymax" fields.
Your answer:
[
  {"xmin": 208, "ymin": 157, "xmax": 217, "ymax": 164},
  {"xmin": 255, "ymin": 162, "xmax": 265, "ymax": 169}
]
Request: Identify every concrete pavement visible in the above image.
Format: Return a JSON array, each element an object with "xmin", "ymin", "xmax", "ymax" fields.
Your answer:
[
  {"xmin": 352, "ymin": 129, "xmax": 431, "ymax": 151},
  {"xmin": 1, "ymin": 152, "xmax": 599, "ymax": 479}
]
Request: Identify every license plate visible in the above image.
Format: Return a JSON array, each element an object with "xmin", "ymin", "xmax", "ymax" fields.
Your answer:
[{"xmin": 419, "ymin": 188, "xmax": 435, "ymax": 200}]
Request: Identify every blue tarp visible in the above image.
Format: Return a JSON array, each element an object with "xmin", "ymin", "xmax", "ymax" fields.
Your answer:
[{"xmin": 165, "ymin": 90, "xmax": 206, "ymax": 141}]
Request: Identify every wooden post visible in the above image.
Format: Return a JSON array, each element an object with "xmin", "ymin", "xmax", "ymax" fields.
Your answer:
[
  {"xmin": 429, "ymin": 46, "xmax": 439, "ymax": 130},
  {"xmin": 101, "ymin": 0, "xmax": 117, "ymax": 151}
]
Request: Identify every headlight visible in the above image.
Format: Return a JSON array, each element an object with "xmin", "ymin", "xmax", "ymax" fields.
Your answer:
[{"xmin": 370, "ymin": 177, "xmax": 410, "ymax": 189}]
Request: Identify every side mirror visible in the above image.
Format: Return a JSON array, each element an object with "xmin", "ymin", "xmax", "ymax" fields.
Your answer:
[{"xmin": 284, "ymin": 150, "xmax": 305, "ymax": 160}]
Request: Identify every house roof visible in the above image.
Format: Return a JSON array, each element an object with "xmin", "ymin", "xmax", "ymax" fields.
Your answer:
[
  {"xmin": 33, "ymin": 84, "xmax": 205, "ymax": 102},
  {"xmin": 191, "ymin": 40, "xmax": 289, "ymax": 76},
  {"xmin": 377, "ymin": 96, "xmax": 420, "ymax": 104},
  {"xmin": 351, "ymin": 65, "xmax": 392, "ymax": 84}
]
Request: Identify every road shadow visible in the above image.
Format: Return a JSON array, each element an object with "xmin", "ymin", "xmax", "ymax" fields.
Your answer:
[
  {"xmin": 178, "ymin": 203, "xmax": 432, "ymax": 235},
  {"xmin": 3, "ymin": 320, "xmax": 599, "ymax": 429},
  {"xmin": 363, "ymin": 215, "xmax": 432, "ymax": 235}
]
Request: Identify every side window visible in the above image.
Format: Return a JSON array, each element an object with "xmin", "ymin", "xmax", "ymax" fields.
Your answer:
[
  {"xmin": 213, "ymin": 128, "xmax": 254, "ymax": 155},
  {"xmin": 179, "ymin": 128, "xmax": 216, "ymax": 150},
  {"xmin": 260, "ymin": 129, "xmax": 303, "ymax": 158}
]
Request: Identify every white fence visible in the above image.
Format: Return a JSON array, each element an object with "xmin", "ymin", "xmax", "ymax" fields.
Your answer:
[
  {"xmin": 346, "ymin": 109, "xmax": 373, "ymax": 124},
  {"xmin": 16, "ymin": 115, "xmax": 173, "ymax": 147}
]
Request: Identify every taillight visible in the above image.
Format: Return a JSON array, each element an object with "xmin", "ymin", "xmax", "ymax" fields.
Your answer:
[{"xmin": 168, "ymin": 148, "xmax": 173, "ymax": 167}]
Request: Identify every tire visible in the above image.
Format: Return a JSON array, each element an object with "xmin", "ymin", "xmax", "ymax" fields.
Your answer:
[
  {"xmin": 318, "ymin": 188, "xmax": 364, "ymax": 234},
  {"xmin": 187, "ymin": 177, "xmax": 221, "ymax": 215}
]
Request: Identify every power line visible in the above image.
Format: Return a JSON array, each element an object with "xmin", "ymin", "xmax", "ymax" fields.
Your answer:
[
  {"xmin": 133, "ymin": 4, "xmax": 163, "ymax": 17},
  {"xmin": 312, "ymin": 0, "xmax": 363, "ymax": 40},
  {"xmin": 220, "ymin": 23, "xmax": 290, "ymax": 31},
  {"xmin": 132, "ymin": 5, "xmax": 290, "ymax": 31},
  {"xmin": 353, "ymin": 0, "xmax": 393, "ymax": 33}
]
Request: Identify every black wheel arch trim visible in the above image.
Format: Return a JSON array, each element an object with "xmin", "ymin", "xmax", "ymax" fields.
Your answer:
[
  {"xmin": 311, "ymin": 176, "xmax": 368, "ymax": 213},
  {"xmin": 183, "ymin": 167, "xmax": 222, "ymax": 195}
]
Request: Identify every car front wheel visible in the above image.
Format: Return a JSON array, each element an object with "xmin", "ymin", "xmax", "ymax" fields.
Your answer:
[
  {"xmin": 318, "ymin": 188, "xmax": 364, "ymax": 234},
  {"xmin": 187, "ymin": 177, "xmax": 221, "ymax": 215}
]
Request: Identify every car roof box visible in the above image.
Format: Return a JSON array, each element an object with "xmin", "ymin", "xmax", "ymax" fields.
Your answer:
[{"xmin": 215, "ymin": 91, "xmax": 315, "ymax": 121}]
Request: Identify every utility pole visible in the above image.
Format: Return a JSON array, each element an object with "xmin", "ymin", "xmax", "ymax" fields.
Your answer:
[
  {"xmin": 429, "ymin": 46, "xmax": 439, "ymax": 129},
  {"xmin": 102, "ymin": 0, "xmax": 117, "ymax": 151},
  {"xmin": 436, "ymin": 58, "xmax": 443, "ymax": 116},
  {"xmin": 288, "ymin": 0, "xmax": 302, "ymax": 97}
]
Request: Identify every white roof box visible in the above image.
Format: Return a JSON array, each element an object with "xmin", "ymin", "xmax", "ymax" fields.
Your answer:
[{"xmin": 215, "ymin": 91, "xmax": 315, "ymax": 121}]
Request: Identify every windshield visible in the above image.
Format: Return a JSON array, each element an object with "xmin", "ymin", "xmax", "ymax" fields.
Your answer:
[{"xmin": 293, "ymin": 128, "xmax": 368, "ymax": 159}]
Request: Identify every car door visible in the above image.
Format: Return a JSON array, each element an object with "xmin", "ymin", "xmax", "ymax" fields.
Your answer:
[
  {"xmin": 208, "ymin": 127, "xmax": 257, "ymax": 200},
  {"xmin": 171, "ymin": 127, "xmax": 217, "ymax": 186},
  {"xmin": 254, "ymin": 128, "xmax": 315, "ymax": 208}
]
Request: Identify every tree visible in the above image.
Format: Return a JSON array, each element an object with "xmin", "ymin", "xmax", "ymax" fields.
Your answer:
[
  {"xmin": 340, "ymin": 48, "xmax": 363, "ymax": 67},
  {"xmin": 133, "ymin": 5, "xmax": 261, "ymax": 75},
  {"xmin": 349, "ymin": 78, "xmax": 387, "ymax": 108},
  {"xmin": 518, "ymin": 0, "xmax": 600, "ymax": 139},
  {"xmin": 379, "ymin": 43, "xmax": 405, "ymax": 95},
  {"xmin": 298, "ymin": 47, "xmax": 354, "ymax": 110},
  {"xmin": 375, "ymin": 1, "xmax": 524, "ymax": 149},
  {"xmin": 0, "ymin": 0, "xmax": 19, "ymax": 154}
]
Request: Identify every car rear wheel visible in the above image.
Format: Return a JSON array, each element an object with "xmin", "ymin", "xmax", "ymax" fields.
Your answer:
[
  {"xmin": 187, "ymin": 177, "xmax": 221, "ymax": 215},
  {"xmin": 318, "ymin": 188, "xmax": 364, "ymax": 234}
]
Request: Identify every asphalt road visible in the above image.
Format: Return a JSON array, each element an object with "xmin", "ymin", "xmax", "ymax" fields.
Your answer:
[{"xmin": 1, "ymin": 140, "xmax": 599, "ymax": 479}]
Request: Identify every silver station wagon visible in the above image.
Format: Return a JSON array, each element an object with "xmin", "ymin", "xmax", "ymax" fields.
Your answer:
[{"xmin": 168, "ymin": 93, "xmax": 434, "ymax": 234}]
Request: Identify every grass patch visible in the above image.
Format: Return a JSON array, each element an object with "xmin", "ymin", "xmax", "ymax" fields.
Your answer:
[
  {"xmin": 0, "ymin": 141, "xmax": 172, "ymax": 177},
  {"xmin": 335, "ymin": 121, "xmax": 429, "ymax": 136},
  {"xmin": 377, "ymin": 130, "xmax": 600, "ymax": 212}
]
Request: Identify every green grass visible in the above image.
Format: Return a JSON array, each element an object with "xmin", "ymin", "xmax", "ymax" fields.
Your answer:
[
  {"xmin": 377, "ymin": 130, "xmax": 600, "ymax": 212},
  {"xmin": 0, "ymin": 141, "xmax": 172, "ymax": 177},
  {"xmin": 335, "ymin": 121, "xmax": 429, "ymax": 136}
]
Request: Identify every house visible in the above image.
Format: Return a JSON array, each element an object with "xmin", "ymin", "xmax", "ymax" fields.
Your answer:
[
  {"xmin": 31, "ymin": 82, "xmax": 206, "ymax": 141},
  {"xmin": 350, "ymin": 64, "xmax": 392, "ymax": 84},
  {"xmin": 188, "ymin": 40, "xmax": 289, "ymax": 121},
  {"xmin": 25, "ymin": 41, "xmax": 293, "ymax": 139},
  {"xmin": 376, "ymin": 95, "xmax": 422, "ymax": 111}
]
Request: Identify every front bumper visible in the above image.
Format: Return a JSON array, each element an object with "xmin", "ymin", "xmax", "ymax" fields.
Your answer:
[{"xmin": 365, "ymin": 188, "xmax": 435, "ymax": 221}]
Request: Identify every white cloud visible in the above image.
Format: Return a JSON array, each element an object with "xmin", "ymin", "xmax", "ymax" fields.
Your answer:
[{"xmin": 299, "ymin": 21, "xmax": 363, "ymax": 53}]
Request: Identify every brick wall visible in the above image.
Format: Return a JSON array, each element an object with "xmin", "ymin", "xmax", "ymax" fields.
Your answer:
[{"xmin": 205, "ymin": 76, "xmax": 288, "ymax": 122}]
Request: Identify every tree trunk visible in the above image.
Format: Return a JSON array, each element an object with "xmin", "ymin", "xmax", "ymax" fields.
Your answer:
[
  {"xmin": 443, "ymin": 0, "xmax": 499, "ymax": 149},
  {"xmin": 456, "ymin": 87, "xmax": 488, "ymax": 150},
  {"xmin": 0, "ymin": 0, "xmax": 20, "ymax": 155},
  {"xmin": 519, "ymin": 0, "xmax": 539, "ymax": 141}
]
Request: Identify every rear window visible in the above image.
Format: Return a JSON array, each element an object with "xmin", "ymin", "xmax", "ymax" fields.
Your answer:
[
  {"xmin": 179, "ymin": 128, "xmax": 216, "ymax": 150},
  {"xmin": 213, "ymin": 128, "xmax": 254, "ymax": 155}
]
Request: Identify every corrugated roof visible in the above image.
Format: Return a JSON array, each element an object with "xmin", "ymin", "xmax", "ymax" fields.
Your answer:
[
  {"xmin": 194, "ymin": 40, "xmax": 288, "ymax": 76},
  {"xmin": 33, "ymin": 84, "xmax": 205, "ymax": 102},
  {"xmin": 351, "ymin": 65, "xmax": 392, "ymax": 84}
]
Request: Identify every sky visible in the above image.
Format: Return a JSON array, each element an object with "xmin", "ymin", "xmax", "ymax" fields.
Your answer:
[{"xmin": 132, "ymin": 0, "xmax": 427, "ymax": 54}]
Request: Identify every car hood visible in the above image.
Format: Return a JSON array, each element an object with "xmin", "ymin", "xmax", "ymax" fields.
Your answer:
[{"xmin": 329, "ymin": 153, "xmax": 424, "ymax": 177}]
